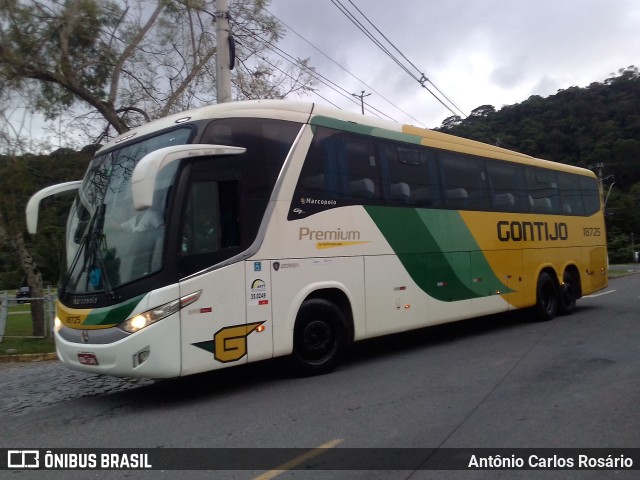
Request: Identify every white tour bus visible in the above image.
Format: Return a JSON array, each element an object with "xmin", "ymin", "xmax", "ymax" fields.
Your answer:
[{"xmin": 26, "ymin": 100, "xmax": 608, "ymax": 378}]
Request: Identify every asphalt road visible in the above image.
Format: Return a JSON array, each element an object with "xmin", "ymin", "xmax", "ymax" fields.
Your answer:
[{"xmin": 1, "ymin": 273, "xmax": 639, "ymax": 480}]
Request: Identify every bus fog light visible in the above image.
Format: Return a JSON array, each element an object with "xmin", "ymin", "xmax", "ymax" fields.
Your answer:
[
  {"xmin": 133, "ymin": 348, "xmax": 150, "ymax": 367},
  {"xmin": 54, "ymin": 316, "xmax": 62, "ymax": 332}
]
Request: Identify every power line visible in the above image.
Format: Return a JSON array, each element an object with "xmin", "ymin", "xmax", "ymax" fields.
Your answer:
[
  {"xmin": 231, "ymin": 20, "xmax": 398, "ymax": 122},
  {"xmin": 235, "ymin": 46, "xmax": 344, "ymax": 109},
  {"xmin": 340, "ymin": 0, "xmax": 465, "ymax": 116},
  {"xmin": 331, "ymin": 0, "xmax": 467, "ymax": 119},
  {"xmin": 265, "ymin": 8, "xmax": 428, "ymax": 127},
  {"xmin": 330, "ymin": 0, "xmax": 416, "ymax": 80}
]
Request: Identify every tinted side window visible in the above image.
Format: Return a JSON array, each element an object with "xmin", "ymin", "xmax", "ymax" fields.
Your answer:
[
  {"xmin": 345, "ymin": 135, "xmax": 379, "ymax": 200},
  {"xmin": 581, "ymin": 176, "xmax": 601, "ymax": 216},
  {"xmin": 178, "ymin": 118, "xmax": 300, "ymax": 275},
  {"xmin": 440, "ymin": 153, "xmax": 488, "ymax": 210},
  {"xmin": 558, "ymin": 173, "xmax": 585, "ymax": 215},
  {"xmin": 296, "ymin": 128, "xmax": 379, "ymax": 203},
  {"xmin": 293, "ymin": 124, "xmax": 600, "ymax": 219},
  {"xmin": 379, "ymin": 142, "xmax": 440, "ymax": 206},
  {"xmin": 181, "ymin": 180, "xmax": 240, "ymax": 257},
  {"xmin": 486, "ymin": 161, "xmax": 530, "ymax": 212},
  {"xmin": 526, "ymin": 167, "xmax": 560, "ymax": 214}
]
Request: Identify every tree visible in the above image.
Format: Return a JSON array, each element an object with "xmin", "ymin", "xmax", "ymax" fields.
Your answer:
[
  {"xmin": 0, "ymin": 0, "xmax": 317, "ymax": 142},
  {"xmin": 1, "ymin": 0, "xmax": 316, "ymax": 335},
  {"xmin": 469, "ymin": 104, "xmax": 496, "ymax": 118},
  {"xmin": 440, "ymin": 115, "xmax": 462, "ymax": 129},
  {"xmin": 0, "ymin": 158, "xmax": 46, "ymax": 336},
  {"xmin": 0, "ymin": 149, "xmax": 89, "ymax": 336}
]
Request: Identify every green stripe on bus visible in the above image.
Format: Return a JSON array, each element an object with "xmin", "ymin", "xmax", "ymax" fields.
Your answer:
[
  {"xmin": 82, "ymin": 295, "xmax": 146, "ymax": 326},
  {"xmin": 310, "ymin": 116, "xmax": 424, "ymax": 145},
  {"xmin": 364, "ymin": 206, "xmax": 512, "ymax": 302}
]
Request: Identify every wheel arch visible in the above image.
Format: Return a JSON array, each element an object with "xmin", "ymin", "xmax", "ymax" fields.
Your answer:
[
  {"xmin": 300, "ymin": 287, "xmax": 355, "ymax": 344},
  {"xmin": 289, "ymin": 287, "xmax": 355, "ymax": 375},
  {"xmin": 275, "ymin": 282, "xmax": 356, "ymax": 358},
  {"xmin": 562, "ymin": 263, "xmax": 583, "ymax": 299},
  {"xmin": 536, "ymin": 264, "xmax": 561, "ymax": 288}
]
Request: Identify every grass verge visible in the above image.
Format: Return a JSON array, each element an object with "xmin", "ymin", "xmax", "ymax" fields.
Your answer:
[
  {"xmin": 0, "ymin": 337, "xmax": 55, "ymax": 356},
  {"xmin": 1, "ymin": 301, "xmax": 55, "ymax": 356}
]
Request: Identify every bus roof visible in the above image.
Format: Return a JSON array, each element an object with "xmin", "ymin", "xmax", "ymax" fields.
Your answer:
[{"xmin": 100, "ymin": 99, "xmax": 596, "ymax": 178}]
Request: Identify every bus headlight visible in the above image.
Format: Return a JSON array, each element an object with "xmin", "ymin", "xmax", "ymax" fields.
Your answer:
[
  {"xmin": 118, "ymin": 299, "xmax": 180, "ymax": 333},
  {"xmin": 117, "ymin": 291, "xmax": 201, "ymax": 333}
]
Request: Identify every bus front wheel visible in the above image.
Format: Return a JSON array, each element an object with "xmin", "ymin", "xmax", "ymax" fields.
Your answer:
[
  {"xmin": 534, "ymin": 272, "xmax": 559, "ymax": 321},
  {"xmin": 291, "ymin": 298, "xmax": 347, "ymax": 376}
]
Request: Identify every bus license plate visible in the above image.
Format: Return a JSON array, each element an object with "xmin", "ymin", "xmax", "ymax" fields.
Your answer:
[{"xmin": 78, "ymin": 353, "xmax": 99, "ymax": 365}]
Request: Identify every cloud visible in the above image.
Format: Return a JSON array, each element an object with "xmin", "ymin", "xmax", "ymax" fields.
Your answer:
[{"xmin": 270, "ymin": 0, "xmax": 640, "ymax": 127}]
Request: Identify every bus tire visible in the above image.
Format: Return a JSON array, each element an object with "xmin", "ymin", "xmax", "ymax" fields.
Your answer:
[
  {"xmin": 291, "ymin": 298, "xmax": 347, "ymax": 376},
  {"xmin": 534, "ymin": 272, "xmax": 559, "ymax": 321},
  {"xmin": 558, "ymin": 271, "xmax": 578, "ymax": 316}
]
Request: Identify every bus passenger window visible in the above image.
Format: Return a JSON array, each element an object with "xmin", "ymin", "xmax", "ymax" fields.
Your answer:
[
  {"xmin": 558, "ymin": 173, "xmax": 585, "ymax": 216},
  {"xmin": 344, "ymin": 136, "xmax": 379, "ymax": 201},
  {"xmin": 379, "ymin": 142, "xmax": 438, "ymax": 206},
  {"xmin": 486, "ymin": 161, "xmax": 529, "ymax": 212},
  {"xmin": 581, "ymin": 176, "xmax": 601, "ymax": 215},
  {"xmin": 296, "ymin": 128, "xmax": 379, "ymax": 203},
  {"xmin": 297, "ymin": 131, "xmax": 342, "ymax": 198},
  {"xmin": 526, "ymin": 167, "xmax": 560, "ymax": 214},
  {"xmin": 440, "ymin": 153, "xmax": 488, "ymax": 210}
]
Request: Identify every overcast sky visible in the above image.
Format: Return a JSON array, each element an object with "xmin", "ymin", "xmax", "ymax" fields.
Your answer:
[{"xmin": 268, "ymin": 0, "xmax": 640, "ymax": 128}]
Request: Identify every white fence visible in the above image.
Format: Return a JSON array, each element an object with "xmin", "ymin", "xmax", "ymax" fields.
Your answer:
[{"xmin": 0, "ymin": 290, "xmax": 57, "ymax": 341}]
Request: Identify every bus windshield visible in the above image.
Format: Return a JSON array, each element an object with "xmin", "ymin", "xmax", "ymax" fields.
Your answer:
[
  {"xmin": 64, "ymin": 128, "xmax": 192, "ymax": 294},
  {"xmin": 62, "ymin": 117, "xmax": 303, "ymax": 296}
]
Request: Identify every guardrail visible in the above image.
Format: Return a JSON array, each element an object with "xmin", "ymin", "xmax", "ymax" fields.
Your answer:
[{"xmin": 0, "ymin": 290, "xmax": 57, "ymax": 341}]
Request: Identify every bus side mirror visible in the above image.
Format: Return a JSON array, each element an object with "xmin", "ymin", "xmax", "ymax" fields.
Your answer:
[
  {"xmin": 131, "ymin": 144, "xmax": 246, "ymax": 211},
  {"xmin": 25, "ymin": 181, "xmax": 82, "ymax": 234}
]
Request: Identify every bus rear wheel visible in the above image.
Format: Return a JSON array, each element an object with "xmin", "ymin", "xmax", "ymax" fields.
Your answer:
[
  {"xmin": 558, "ymin": 271, "xmax": 578, "ymax": 315},
  {"xmin": 291, "ymin": 298, "xmax": 347, "ymax": 376},
  {"xmin": 534, "ymin": 272, "xmax": 559, "ymax": 321}
]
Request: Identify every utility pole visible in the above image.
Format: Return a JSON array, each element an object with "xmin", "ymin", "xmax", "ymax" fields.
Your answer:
[
  {"xmin": 352, "ymin": 90, "xmax": 371, "ymax": 115},
  {"xmin": 215, "ymin": 0, "xmax": 232, "ymax": 103}
]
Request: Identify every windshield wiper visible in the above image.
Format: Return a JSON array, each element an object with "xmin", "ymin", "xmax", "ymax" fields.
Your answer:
[
  {"xmin": 60, "ymin": 204, "xmax": 114, "ymax": 298},
  {"xmin": 86, "ymin": 204, "xmax": 115, "ymax": 297}
]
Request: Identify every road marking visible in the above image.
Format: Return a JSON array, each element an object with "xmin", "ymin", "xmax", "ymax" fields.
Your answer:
[
  {"xmin": 251, "ymin": 438, "xmax": 343, "ymax": 480},
  {"xmin": 584, "ymin": 289, "xmax": 616, "ymax": 298}
]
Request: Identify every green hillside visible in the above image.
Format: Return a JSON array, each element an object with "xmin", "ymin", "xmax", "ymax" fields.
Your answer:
[{"xmin": 437, "ymin": 66, "xmax": 640, "ymax": 263}]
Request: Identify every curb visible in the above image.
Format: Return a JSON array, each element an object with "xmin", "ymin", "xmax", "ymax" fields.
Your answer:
[
  {"xmin": 608, "ymin": 270, "xmax": 640, "ymax": 279},
  {"xmin": 0, "ymin": 352, "xmax": 58, "ymax": 363}
]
